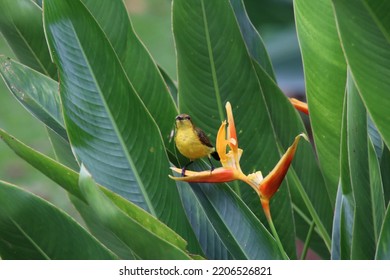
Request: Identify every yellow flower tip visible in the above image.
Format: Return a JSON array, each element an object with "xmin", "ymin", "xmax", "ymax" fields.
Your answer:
[
  {"xmin": 225, "ymin": 102, "xmax": 238, "ymax": 149},
  {"xmin": 298, "ymin": 132, "xmax": 309, "ymax": 142},
  {"xmin": 225, "ymin": 101, "xmax": 232, "ymax": 112},
  {"xmin": 289, "ymin": 98, "xmax": 309, "ymax": 115},
  {"xmin": 170, "ymin": 166, "xmax": 181, "ymax": 173}
]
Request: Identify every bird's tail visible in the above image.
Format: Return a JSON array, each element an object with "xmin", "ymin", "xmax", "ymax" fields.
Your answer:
[{"xmin": 211, "ymin": 151, "xmax": 220, "ymax": 161}]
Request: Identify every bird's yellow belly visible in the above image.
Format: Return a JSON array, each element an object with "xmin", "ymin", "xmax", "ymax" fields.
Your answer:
[{"xmin": 175, "ymin": 129, "xmax": 213, "ymax": 160}]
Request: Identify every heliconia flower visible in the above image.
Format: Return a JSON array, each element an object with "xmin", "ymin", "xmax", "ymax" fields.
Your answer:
[
  {"xmin": 169, "ymin": 103, "xmax": 307, "ymax": 259},
  {"xmin": 169, "ymin": 101, "xmax": 308, "ymax": 212},
  {"xmin": 289, "ymin": 98, "xmax": 309, "ymax": 115},
  {"xmin": 170, "ymin": 102, "xmax": 248, "ymax": 185}
]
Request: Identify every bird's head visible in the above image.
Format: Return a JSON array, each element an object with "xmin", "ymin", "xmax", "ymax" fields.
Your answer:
[{"xmin": 175, "ymin": 114, "xmax": 193, "ymax": 129}]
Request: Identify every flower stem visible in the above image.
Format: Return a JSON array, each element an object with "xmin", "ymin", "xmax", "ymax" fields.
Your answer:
[
  {"xmin": 287, "ymin": 171, "xmax": 331, "ymax": 251},
  {"xmin": 300, "ymin": 221, "xmax": 315, "ymax": 260},
  {"xmin": 261, "ymin": 199, "xmax": 289, "ymax": 260}
]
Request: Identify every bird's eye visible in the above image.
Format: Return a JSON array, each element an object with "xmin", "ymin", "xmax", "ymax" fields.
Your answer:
[
  {"xmin": 185, "ymin": 116, "xmax": 191, "ymax": 120},
  {"xmin": 176, "ymin": 115, "xmax": 183, "ymax": 121}
]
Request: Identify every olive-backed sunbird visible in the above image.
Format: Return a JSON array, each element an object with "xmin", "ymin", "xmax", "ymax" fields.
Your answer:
[{"xmin": 174, "ymin": 114, "xmax": 220, "ymax": 176}]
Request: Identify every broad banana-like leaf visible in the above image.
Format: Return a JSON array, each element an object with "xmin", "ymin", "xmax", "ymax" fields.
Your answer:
[
  {"xmin": 0, "ymin": 128, "xmax": 193, "ymax": 259},
  {"xmin": 229, "ymin": 0, "xmax": 276, "ymax": 80},
  {"xmin": 331, "ymin": 97, "xmax": 354, "ymax": 260},
  {"xmin": 43, "ymin": 0, "xmax": 200, "ymax": 252},
  {"xmin": 0, "ymin": 56, "xmax": 65, "ymax": 140},
  {"xmin": 332, "ymin": 0, "xmax": 390, "ymax": 149},
  {"xmin": 80, "ymin": 0, "xmax": 178, "ymax": 150},
  {"xmin": 294, "ymin": 0, "xmax": 347, "ymax": 203},
  {"xmin": 78, "ymin": 166, "xmax": 193, "ymax": 260},
  {"xmin": 0, "ymin": 0, "xmax": 56, "ymax": 78},
  {"xmin": 345, "ymin": 72, "xmax": 377, "ymax": 259},
  {"xmin": 0, "ymin": 180, "xmax": 117, "ymax": 260}
]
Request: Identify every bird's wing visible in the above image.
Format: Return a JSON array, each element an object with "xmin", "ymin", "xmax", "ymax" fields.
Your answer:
[{"xmin": 194, "ymin": 127, "xmax": 214, "ymax": 148}]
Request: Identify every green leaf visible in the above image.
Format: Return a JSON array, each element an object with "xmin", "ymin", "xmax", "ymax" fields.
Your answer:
[
  {"xmin": 47, "ymin": 129, "xmax": 79, "ymax": 170},
  {"xmin": 376, "ymin": 204, "xmax": 390, "ymax": 259},
  {"xmin": 78, "ymin": 165, "xmax": 193, "ymax": 260},
  {"xmin": 332, "ymin": 70, "xmax": 385, "ymax": 260},
  {"xmin": 173, "ymin": 0, "xmax": 297, "ymax": 259},
  {"xmin": 0, "ymin": 128, "xmax": 193, "ymax": 259},
  {"xmin": 0, "ymin": 56, "xmax": 65, "ymax": 140},
  {"xmin": 346, "ymin": 71, "xmax": 376, "ymax": 259},
  {"xmin": 0, "ymin": 180, "xmax": 117, "ymax": 260},
  {"xmin": 0, "ymin": 127, "xmax": 82, "ymax": 198},
  {"xmin": 80, "ymin": 0, "xmax": 178, "ymax": 149},
  {"xmin": 368, "ymin": 116, "xmax": 384, "ymax": 159},
  {"xmin": 0, "ymin": 0, "xmax": 56, "ymax": 78},
  {"xmin": 368, "ymin": 140, "xmax": 386, "ymax": 242},
  {"xmin": 229, "ymin": 0, "xmax": 333, "ymax": 254},
  {"xmin": 0, "ymin": 3, "xmax": 80, "ymax": 169},
  {"xmin": 294, "ymin": 0, "xmax": 347, "ymax": 204},
  {"xmin": 229, "ymin": 0, "xmax": 276, "ymax": 80},
  {"xmin": 331, "ymin": 183, "xmax": 354, "ymax": 259},
  {"xmin": 332, "ymin": 0, "xmax": 390, "ymax": 149},
  {"xmin": 0, "ymin": 56, "xmax": 79, "ymax": 169},
  {"xmin": 177, "ymin": 180, "xmax": 233, "ymax": 260},
  {"xmin": 69, "ymin": 196, "xmax": 137, "ymax": 260},
  {"xmin": 43, "ymin": 0, "xmax": 199, "ymax": 251},
  {"xmin": 159, "ymin": 66, "xmax": 178, "ymax": 106},
  {"xmin": 381, "ymin": 145, "xmax": 390, "ymax": 205},
  {"xmin": 331, "ymin": 98, "xmax": 354, "ymax": 259}
]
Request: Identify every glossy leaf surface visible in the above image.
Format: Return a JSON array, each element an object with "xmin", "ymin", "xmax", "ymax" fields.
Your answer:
[
  {"xmin": 0, "ymin": 181, "xmax": 117, "ymax": 260},
  {"xmin": 43, "ymin": 0, "xmax": 198, "ymax": 250},
  {"xmin": 333, "ymin": 0, "xmax": 390, "ymax": 149},
  {"xmin": 80, "ymin": 0, "xmax": 178, "ymax": 149},
  {"xmin": 0, "ymin": 128, "xmax": 192, "ymax": 259},
  {"xmin": 295, "ymin": 0, "xmax": 346, "ymax": 203},
  {"xmin": 331, "ymin": 98, "xmax": 354, "ymax": 260},
  {"xmin": 0, "ymin": 56, "xmax": 65, "ymax": 140},
  {"xmin": 346, "ymin": 73, "xmax": 375, "ymax": 259},
  {"xmin": 0, "ymin": 0, "xmax": 56, "ymax": 78},
  {"xmin": 0, "ymin": 1, "xmax": 78, "ymax": 169},
  {"xmin": 78, "ymin": 166, "xmax": 192, "ymax": 260},
  {"xmin": 229, "ymin": 0, "xmax": 276, "ymax": 80}
]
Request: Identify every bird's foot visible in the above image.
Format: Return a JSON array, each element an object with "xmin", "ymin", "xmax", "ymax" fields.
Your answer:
[{"xmin": 181, "ymin": 167, "xmax": 187, "ymax": 177}]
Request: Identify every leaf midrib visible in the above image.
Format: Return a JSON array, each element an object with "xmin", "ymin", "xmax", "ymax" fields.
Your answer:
[
  {"xmin": 11, "ymin": 218, "xmax": 51, "ymax": 260},
  {"xmin": 65, "ymin": 21, "xmax": 156, "ymax": 216},
  {"xmin": 200, "ymin": 0, "xmax": 224, "ymax": 122}
]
